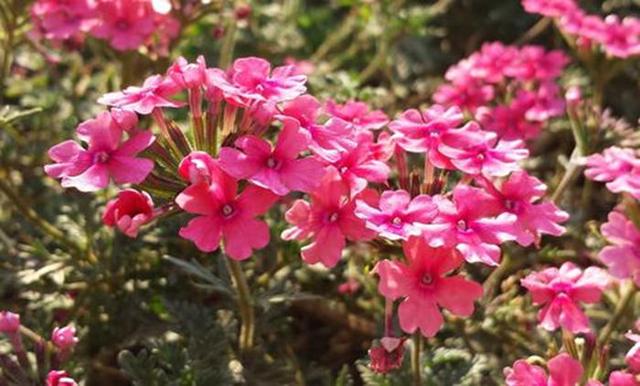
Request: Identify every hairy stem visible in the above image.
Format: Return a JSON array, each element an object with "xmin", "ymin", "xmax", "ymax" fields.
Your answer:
[
  {"xmin": 412, "ymin": 333, "xmax": 422, "ymax": 386},
  {"xmin": 225, "ymin": 257, "xmax": 255, "ymax": 356}
]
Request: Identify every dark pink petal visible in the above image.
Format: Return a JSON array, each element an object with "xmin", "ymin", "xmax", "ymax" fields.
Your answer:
[
  {"xmin": 374, "ymin": 259, "xmax": 411, "ymax": 300},
  {"xmin": 301, "ymin": 225, "xmax": 345, "ymax": 267},
  {"xmin": 175, "ymin": 183, "xmax": 221, "ymax": 215},
  {"xmin": 222, "ymin": 217, "xmax": 270, "ymax": 260},
  {"xmin": 179, "ymin": 216, "xmax": 222, "ymax": 252},
  {"xmin": 435, "ymin": 276, "xmax": 483, "ymax": 317},
  {"xmin": 547, "ymin": 353, "xmax": 583, "ymax": 386}
]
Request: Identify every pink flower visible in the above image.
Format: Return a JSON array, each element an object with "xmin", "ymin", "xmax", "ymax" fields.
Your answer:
[
  {"xmin": 599, "ymin": 211, "xmax": 640, "ymax": 285},
  {"xmin": 438, "ymin": 123, "xmax": 529, "ymax": 177},
  {"xmin": 45, "ymin": 111, "xmax": 155, "ymax": 192},
  {"xmin": 521, "ymin": 262, "xmax": 609, "ymax": 333},
  {"xmin": 167, "ymin": 55, "xmax": 207, "ymax": 90},
  {"xmin": 283, "ymin": 57, "xmax": 315, "ymax": 75},
  {"xmin": 389, "ymin": 105, "xmax": 464, "ymax": 168},
  {"xmin": 206, "ymin": 57, "xmax": 306, "ymax": 107},
  {"xmin": 609, "ymin": 372, "xmax": 640, "ymax": 386},
  {"xmin": 355, "ymin": 190, "xmax": 437, "ymax": 240},
  {"xmin": 585, "ymin": 147, "xmax": 640, "ymax": 199},
  {"xmin": 338, "ymin": 278, "xmax": 360, "ymax": 294},
  {"xmin": 90, "ymin": 0, "xmax": 156, "ymax": 51},
  {"xmin": 368, "ymin": 337, "xmax": 406, "ymax": 374},
  {"xmin": 178, "ymin": 151, "xmax": 218, "ymax": 185},
  {"xmin": 329, "ymin": 137, "xmax": 390, "ymax": 194},
  {"xmin": 625, "ymin": 330, "xmax": 640, "ymax": 373},
  {"xmin": 597, "ymin": 15, "xmax": 640, "ymax": 59},
  {"xmin": 421, "ymin": 184, "xmax": 517, "ymax": 266},
  {"xmin": 51, "ymin": 325, "xmax": 78, "ymax": 351},
  {"xmin": 504, "ymin": 352, "xmax": 583, "ymax": 386},
  {"xmin": 374, "ymin": 237, "xmax": 483, "ymax": 337},
  {"xmin": 325, "ymin": 99, "xmax": 389, "ymax": 131},
  {"xmin": 281, "ymin": 167, "xmax": 376, "ymax": 268},
  {"xmin": 175, "ymin": 155, "xmax": 278, "ymax": 260},
  {"xmin": 479, "ymin": 171, "xmax": 569, "ymax": 247},
  {"xmin": 521, "ymin": 0, "xmax": 578, "ymax": 18},
  {"xmin": 281, "ymin": 96, "xmax": 355, "ymax": 162},
  {"xmin": 218, "ymin": 117, "xmax": 325, "ymax": 195},
  {"xmin": 0, "ymin": 311, "xmax": 20, "ymax": 334},
  {"xmin": 46, "ymin": 371, "xmax": 78, "ymax": 386},
  {"xmin": 102, "ymin": 189, "xmax": 155, "ymax": 238},
  {"xmin": 31, "ymin": 0, "xmax": 95, "ymax": 41},
  {"xmin": 476, "ymin": 103, "xmax": 542, "ymax": 142},
  {"xmin": 98, "ymin": 75, "xmax": 184, "ymax": 115}
]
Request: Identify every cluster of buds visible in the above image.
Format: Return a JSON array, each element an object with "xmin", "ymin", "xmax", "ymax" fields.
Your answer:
[{"xmin": 0, "ymin": 311, "xmax": 78, "ymax": 386}]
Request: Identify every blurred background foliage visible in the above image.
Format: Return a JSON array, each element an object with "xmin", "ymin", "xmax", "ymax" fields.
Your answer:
[{"xmin": 1, "ymin": 0, "xmax": 640, "ymax": 385}]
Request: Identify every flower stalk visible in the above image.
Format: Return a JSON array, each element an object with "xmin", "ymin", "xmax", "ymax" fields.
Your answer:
[{"xmin": 225, "ymin": 257, "xmax": 255, "ymax": 357}]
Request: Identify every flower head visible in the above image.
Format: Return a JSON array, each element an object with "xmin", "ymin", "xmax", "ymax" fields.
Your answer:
[
  {"xmin": 521, "ymin": 262, "xmax": 609, "ymax": 333},
  {"xmin": 599, "ymin": 211, "xmax": 640, "ymax": 285},
  {"xmin": 44, "ymin": 110, "xmax": 155, "ymax": 192},
  {"xmin": 585, "ymin": 147, "xmax": 640, "ymax": 199},
  {"xmin": 51, "ymin": 325, "xmax": 78, "ymax": 351},
  {"xmin": 504, "ymin": 352, "xmax": 583, "ymax": 386},
  {"xmin": 0, "ymin": 311, "xmax": 20, "ymax": 334},
  {"xmin": 103, "ymin": 189, "xmax": 155, "ymax": 238},
  {"xmin": 325, "ymin": 99, "xmax": 389, "ymax": 132},
  {"xmin": 98, "ymin": 74, "xmax": 184, "ymax": 115},
  {"xmin": 281, "ymin": 167, "xmax": 376, "ymax": 268},
  {"xmin": 46, "ymin": 371, "xmax": 78, "ymax": 386},
  {"xmin": 355, "ymin": 189, "xmax": 437, "ymax": 240},
  {"xmin": 90, "ymin": 0, "xmax": 157, "ymax": 51},
  {"xmin": 374, "ymin": 237, "xmax": 483, "ymax": 337},
  {"xmin": 176, "ymin": 153, "xmax": 278, "ymax": 260}
]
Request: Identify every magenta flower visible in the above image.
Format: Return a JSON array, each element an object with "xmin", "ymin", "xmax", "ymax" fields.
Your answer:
[
  {"xmin": 521, "ymin": 262, "xmax": 609, "ymax": 333},
  {"xmin": 521, "ymin": 0, "xmax": 578, "ymax": 18},
  {"xmin": 102, "ymin": 189, "xmax": 155, "ymax": 238},
  {"xmin": 480, "ymin": 171, "xmax": 569, "ymax": 247},
  {"xmin": 389, "ymin": 105, "xmax": 464, "ymax": 168},
  {"xmin": 438, "ymin": 123, "xmax": 529, "ymax": 177},
  {"xmin": 368, "ymin": 337, "xmax": 406, "ymax": 374},
  {"xmin": 98, "ymin": 74, "xmax": 184, "ymax": 115},
  {"xmin": 281, "ymin": 167, "xmax": 376, "ymax": 268},
  {"xmin": 46, "ymin": 371, "xmax": 78, "ymax": 386},
  {"xmin": 30, "ymin": 0, "xmax": 95, "ymax": 41},
  {"xmin": 504, "ymin": 352, "xmax": 583, "ymax": 386},
  {"xmin": 625, "ymin": 328, "xmax": 640, "ymax": 374},
  {"xmin": 421, "ymin": 184, "xmax": 517, "ymax": 266},
  {"xmin": 608, "ymin": 372, "xmax": 640, "ymax": 386},
  {"xmin": 330, "ymin": 138, "xmax": 390, "ymax": 194},
  {"xmin": 325, "ymin": 99, "xmax": 389, "ymax": 131},
  {"xmin": 51, "ymin": 325, "xmax": 78, "ymax": 351},
  {"xmin": 90, "ymin": 0, "xmax": 156, "ymax": 51},
  {"xmin": 585, "ymin": 147, "xmax": 640, "ymax": 199},
  {"xmin": 167, "ymin": 55, "xmax": 207, "ymax": 90},
  {"xmin": 45, "ymin": 111, "xmax": 155, "ymax": 192},
  {"xmin": 206, "ymin": 57, "xmax": 306, "ymax": 107},
  {"xmin": 175, "ymin": 156, "xmax": 278, "ymax": 260},
  {"xmin": 374, "ymin": 237, "xmax": 483, "ymax": 337},
  {"xmin": 178, "ymin": 151, "xmax": 218, "ymax": 185},
  {"xmin": 281, "ymin": 96, "xmax": 355, "ymax": 162},
  {"xmin": 599, "ymin": 211, "xmax": 640, "ymax": 285},
  {"xmin": 355, "ymin": 190, "xmax": 437, "ymax": 240},
  {"xmin": 218, "ymin": 118, "xmax": 326, "ymax": 195},
  {"xmin": 0, "ymin": 311, "xmax": 20, "ymax": 334}
]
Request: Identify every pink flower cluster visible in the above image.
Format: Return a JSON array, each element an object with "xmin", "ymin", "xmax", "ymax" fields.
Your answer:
[
  {"xmin": 433, "ymin": 42, "xmax": 568, "ymax": 141},
  {"xmin": 30, "ymin": 0, "xmax": 179, "ymax": 54},
  {"xmin": 522, "ymin": 0, "xmax": 640, "ymax": 58},
  {"xmin": 598, "ymin": 211, "xmax": 640, "ymax": 286}
]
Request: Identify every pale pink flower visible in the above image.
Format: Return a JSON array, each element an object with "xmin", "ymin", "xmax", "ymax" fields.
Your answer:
[
  {"xmin": 47, "ymin": 371, "xmax": 78, "ymax": 386},
  {"xmin": 51, "ymin": 325, "xmax": 78, "ymax": 351},
  {"xmin": 355, "ymin": 190, "xmax": 437, "ymax": 240},
  {"xmin": 98, "ymin": 74, "xmax": 184, "ymax": 115},
  {"xmin": 102, "ymin": 189, "xmax": 155, "ymax": 238},
  {"xmin": 438, "ymin": 123, "xmax": 529, "ymax": 177},
  {"xmin": 45, "ymin": 111, "xmax": 155, "ymax": 192},
  {"xmin": 479, "ymin": 171, "xmax": 569, "ymax": 247},
  {"xmin": 218, "ymin": 117, "xmax": 325, "ymax": 195},
  {"xmin": 176, "ymin": 156, "xmax": 278, "ymax": 260},
  {"xmin": 420, "ymin": 184, "xmax": 517, "ymax": 266},
  {"xmin": 585, "ymin": 147, "xmax": 640, "ymax": 199},
  {"xmin": 521, "ymin": 262, "xmax": 609, "ymax": 333},
  {"xmin": 597, "ymin": 15, "xmax": 640, "ymax": 59},
  {"xmin": 374, "ymin": 237, "xmax": 483, "ymax": 337},
  {"xmin": 599, "ymin": 211, "xmax": 640, "ymax": 285},
  {"xmin": 0, "ymin": 311, "xmax": 20, "ymax": 334},
  {"xmin": 90, "ymin": 0, "xmax": 156, "ymax": 51},
  {"xmin": 504, "ymin": 352, "xmax": 583, "ymax": 386},
  {"xmin": 30, "ymin": 0, "xmax": 96, "ymax": 41},
  {"xmin": 325, "ymin": 99, "xmax": 389, "ymax": 131},
  {"xmin": 281, "ymin": 167, "xmax": 376, "ymax": 268},
  {"xmin": 389, "ymin": 105, "xmax": 464, "ymax": 168}
]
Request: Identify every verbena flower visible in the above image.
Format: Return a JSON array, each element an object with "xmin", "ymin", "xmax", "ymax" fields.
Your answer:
[
  {"xmin": 102, "ymin": 189, "xmax": 155, "ymax": 238},
  {"xmin": 504, "ymin": 352, "xmax": 583, "ymax": 386},
  {"xmin": 599, "ymin": 211, "xmax": 640, "ymax": 285}
]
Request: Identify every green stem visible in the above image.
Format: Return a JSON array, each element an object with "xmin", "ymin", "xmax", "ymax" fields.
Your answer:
[
  {"xmin": 219, "ymin": 18, "xmax": 237, "ymax": 68},
  {"xmin": 412, "ymin": 333, "xmax": 422, "ymax": 386},
  {"xmin": 599, "ymin": 281, "xmax": 636, "ymax": 345},
  {"xmin": 225, "ymin": 257, "xmax": 255, "ymax": 357}
]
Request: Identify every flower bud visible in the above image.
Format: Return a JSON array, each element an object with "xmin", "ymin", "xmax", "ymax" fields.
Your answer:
[
  {"xmin": 46, "ymin": 370, "xmax": 78, "ymax": 386},
  {"xmin": 0, "ymin": 311, "xmax": 20, "ymax": 334},
  {"xmin": 51, "ymin": 325, "xmax": 78, "ymax": 351}
]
